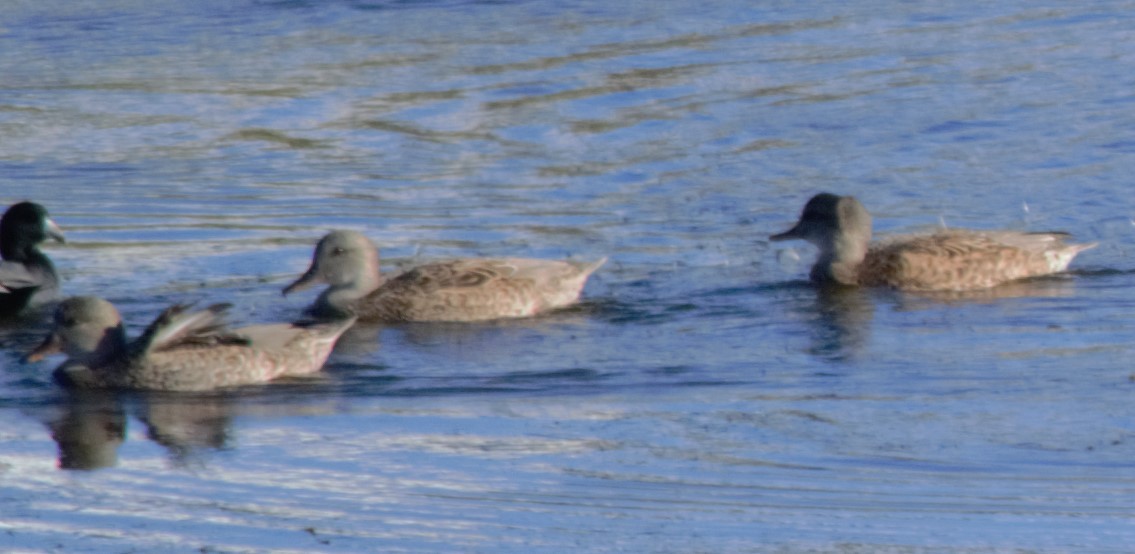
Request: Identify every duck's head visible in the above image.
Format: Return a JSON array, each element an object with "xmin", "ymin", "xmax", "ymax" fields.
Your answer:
[
  {"xmin": 770, "ymin": 193, "xmax": 872, "ymax": 250},
  {"xmin": 1, "ymin": 202, "xmax": 65, "ymax": 259},
  {"xmin": 283, "ymin": 230, "xmax": 381, "ymax": 296},
  {"xmin": 26, "ymin": 296, "xmax": 127, "ymax": 365}
]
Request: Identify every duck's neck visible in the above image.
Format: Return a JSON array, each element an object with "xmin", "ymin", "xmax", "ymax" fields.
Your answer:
[
  {"xmin": 72, "ymin": 324, "xmax": 129, "ymax": 369},
  {"xmin": 812, "ymin": 234, "xmax": 869, "ymax": 286},
  {"xmin": 318, "ymin": 266, "xmax": 383, "ymax": 315},
  {"xmin": 2, "ymin": 241, "xmax": 44, "ymax": 263}
]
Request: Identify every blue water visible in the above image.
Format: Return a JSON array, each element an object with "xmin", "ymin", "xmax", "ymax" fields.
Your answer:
[{"xmin": 1, "ymin": 0, "xmax": 1134, "ymax": 551}]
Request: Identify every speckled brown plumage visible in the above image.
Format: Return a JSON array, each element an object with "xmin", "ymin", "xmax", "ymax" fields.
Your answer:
[
  {"xmin": 772, "ymin": 193, "xmax": 1096, "ymax": 292},
  {"xmin": 26, "ymin": 297, "xmax": 354, "ymax": 392},
  {"xmin": 283, "ymin": 230, "xmax": 606, "ymax": 322}
]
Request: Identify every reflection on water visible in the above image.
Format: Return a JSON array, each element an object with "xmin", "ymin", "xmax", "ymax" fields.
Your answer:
[
  {"xmin": 46, "ymin": 392, "xmax": 125, "ymax": 471},
  {"xmin": 893, "ymin": 276, "xmax": 1083, "ymax": 309},
  {"xmin": 137, "ymin": 393, "xmax": 234, "ymax": 466},
  {"xmin": 806, "ymin": 286, "xmax": 874, "ymax": 361},
  {"xmin": 40, "ymin": 391, "xmax": 237, "ymax": 470}
]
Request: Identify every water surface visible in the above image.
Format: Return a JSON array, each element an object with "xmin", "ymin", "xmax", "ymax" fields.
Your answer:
[{"xmin": 1, "ymin": 0, "xmax": 1134, "ymax": 552}]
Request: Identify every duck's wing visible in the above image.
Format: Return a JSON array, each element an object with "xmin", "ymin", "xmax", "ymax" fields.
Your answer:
[
  {"xmin": 891, "ymin": 230, "xmax": 1097, "ymax": 264},
  {"xmin": 389, "ymin": 259, "xmax": 520, "ymax": 292},
  {"xmin": 131, "ymin": 303, "xmax": 246, "ymax": 357},
  {"xmin": 982, "ymin": 230, "xmax": 1097, "ymax": 253},
  {"xmin": 507, "ymin": 257, "xmax": 607, "ymax": 282},
  {"xmin": 232, "ymin": 317, "xmax": 356, "ymax": 351},
  {"xmin": 392, "ymin": 257, "xmax": 606, "ymax": 291},
  {"xmin": 0, "ymin": 260, "xmax": 46, "ymax": 291},
  {"xmin": 866, "ymin": 230, "xmax": 1095, "ymax": 291}
]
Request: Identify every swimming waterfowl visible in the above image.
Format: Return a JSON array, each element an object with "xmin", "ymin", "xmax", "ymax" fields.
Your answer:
[
  {"xmin": 283, "ymin": 230, "xmax": 606, "ymax": 322},
  {"xmin": 770, "ymin": 193, "xmax": 1096, "ymax": 292},
  {"xmin": 0, "ymin": 201, "xmax": 65, "ymax": 315},
  {"xmin": 25, "ymin": 297, "xmax": 354, "ymax": 392}
]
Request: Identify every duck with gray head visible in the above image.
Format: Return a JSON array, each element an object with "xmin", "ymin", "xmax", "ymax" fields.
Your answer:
[
  {"xmin": 283, "ymin": 230, "xmax": 607, "ymax": 322},
  {"xmin": 771, "ymin": 193, "xmax": 1096, "ymax": 292},
  {"xmin": 25, "ymin": 296, "xmax": 354, "ymax": 392}
]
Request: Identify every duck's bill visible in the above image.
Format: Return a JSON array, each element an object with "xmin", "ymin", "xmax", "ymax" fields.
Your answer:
[
  {"xmin": 45, "ymin": 218, "xmax": 65, "ymax": 243},
  {"xmin": 769, "ymin": 224, "xmax": 804, "ymax": 242},
  {"xmin": 282, "ymin": 265, "xmax": 321, "ymax": 296},
  {"xmin": 24, "ymin": 331, "xmax": 61, "ymax": 363}
]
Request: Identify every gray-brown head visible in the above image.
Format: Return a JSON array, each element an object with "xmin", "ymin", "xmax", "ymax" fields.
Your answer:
[
  {"xmin": 26, "ymin": 296, "xmax": 128, "ymax": 366},
  {"xmin": 771, "ymin": 193, "xmax": 873, "ymax": 250},
  {"xmin": 770, "ymin": 193, "xmax": 874, "ymax": 285},
  {"xmin": 283, "ymin": 230, "xmax": 383, "ymax": 305}
]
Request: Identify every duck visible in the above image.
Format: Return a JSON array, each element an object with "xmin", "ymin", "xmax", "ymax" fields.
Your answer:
[
  {"xmin": 282, "ymin": 230, "xmax": 606, "ymax": 322},
  {"xmin": 25, "ymin": 296, "xmax": 354, "ymax": 392},
  {"xmin": 770, "ymin": 193, "xmax": 1096, "ymax": 292},
  {"xmin": 0, "ymin": 201, "xmax": 65, "ymax": 315}
]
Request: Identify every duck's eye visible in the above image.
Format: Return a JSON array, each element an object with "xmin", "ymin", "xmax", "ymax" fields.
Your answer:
[
  {"xmin": 59, "ymin": 316, "xmax": 77, "ymax": 327},
  {"xmin": 331, "ymin": 247, "xmax": 346, "ymax": 256}
]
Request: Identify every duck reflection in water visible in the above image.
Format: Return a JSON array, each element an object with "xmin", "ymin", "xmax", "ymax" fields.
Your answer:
[
  {"xmin": 43, "ymin": 391, "xmax": 236, "ymax": 470},
  {"xmin": 136, "ymin": 392, "xmax": 235, "ymax": 466},
  {"xmin": 891, "ymin": 276, "xmax": 1082, "ymax": 309},
  {"xmin": 805, "ymin": 285, "xmax": 874, "ymax": 361},
  {"xmin": 46, "ymin": 391, "xmax": 125, "ymax": 471},
  {"xmin": 798, "ymin": 277, "xmax": 1082, "ymax": 363}
]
